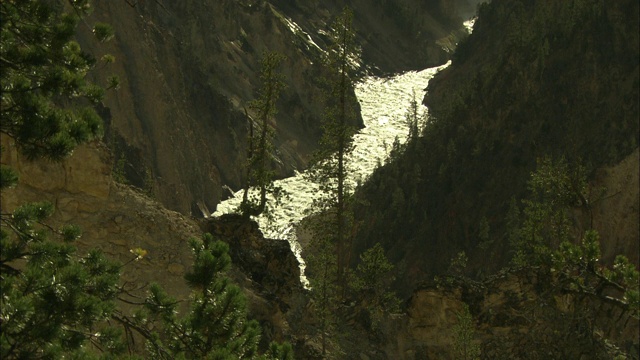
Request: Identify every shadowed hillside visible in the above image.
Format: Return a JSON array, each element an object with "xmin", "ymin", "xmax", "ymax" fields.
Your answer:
[{"xmin": 354, "ymin": 0, "xmax": 639, "ymax": 294}]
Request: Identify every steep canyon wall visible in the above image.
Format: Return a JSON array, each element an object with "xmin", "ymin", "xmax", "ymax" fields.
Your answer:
[{"xmin": 76, "ymin": 0, "xmax": 466, "ymax": 215}]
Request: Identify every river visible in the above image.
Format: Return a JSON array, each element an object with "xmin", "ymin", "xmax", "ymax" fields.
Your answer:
[{"xmin": 212, "ymin": 60, "xmax": 451, "ymax": 286}]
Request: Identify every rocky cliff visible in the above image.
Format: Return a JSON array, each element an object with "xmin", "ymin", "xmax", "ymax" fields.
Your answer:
[{"xmin": 74, "ymin": 0, "xmax": 468, "ymax": 215}]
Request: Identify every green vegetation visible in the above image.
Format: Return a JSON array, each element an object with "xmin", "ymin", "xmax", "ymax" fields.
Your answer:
[
  {"xmin": 349, "ymin": 242, "xmax": 401, "ymax": 331},
  {"xmin": 350, "ymin": 0, "xmax": 638, "ymax": 355},
  {"xmin": 437, "ymin": 157, "xmax": 638, "ymax": 358},
  {"xmin": 306, "ymin": 5, "xmax": 360, "ymax": 293},
  {"xmin": 0, "ymin": 0, "xmax": 116, "ymax": 161},
  {"xmin": 492, "ymin": 157, "xmax": 638, "ymax": 358},
  {"xmin": 1, "ymin": 2, "xmax": 119, "ymax": 357},
  {"xmin": 1, "ymin": 200, "xmax": 124, "ymax": 358},
  {"xmin": 1, "ymin": 1, "xmax": 290, "ymax": 358},
  {"xmin": 304, "ymin": 214, "xmax": 340, "ymax": 356},
  {"xmin": 354, "ymin": 0, "xmax": 639, "ymax": 294},
  {"xmin": 509, "ymin": 156, "xmax": 591, "ymax": 267},
  {"xmin": 404, "ymin": 92, "xmax": 424, "ymax": 142},
  {"xmin": 117, "ymin": 234, "xmax": 294, "ymax": 360},
  {"xmin": 2, "ymin": 0, "xmax": 637, "ymax": 357},
  {"xmin": 303, "ymin": 6, "xmax": 370, "ymax": 354},
  {"xmin": 241, "ymin": 51, "xmax": 287, "ymax": 218},
  {"xmin": 2, "ymin": 208, "xmax": 292, "ymax": 358},
  {"xmin": 453, "ymin": 304, "xmax": 480, "ymax": 360},
  {"xmin": 510, "ymin": 157, "xmax": 639, "ymax": 320}
]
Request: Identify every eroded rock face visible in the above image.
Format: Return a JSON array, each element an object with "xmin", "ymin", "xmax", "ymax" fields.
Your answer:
[
  {"xmin": 1, "ymin": 135, "xmax": 112, "ymax": 202},
  {"xmin": 1, "ymin": 135, "xmax": 199, "ymax": 298},
  {"xmin": 589, "ymin": 148, "xmax": 640, "ymax": 266},
  {"xmin": 74, "ymin": 1, "xmax": 466, "ymax": 215},
  {"xmin": 202, "ymin": 214, "xmax": 303, "ymax": 310}
]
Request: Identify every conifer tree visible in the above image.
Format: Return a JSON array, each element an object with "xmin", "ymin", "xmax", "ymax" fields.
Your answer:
[
  {"xmin": 241, "ymin": 51, "xmax": 286, "ymax": 218},
  {"xmin": 304, "ymin": 216, "xmax": 340, "ymax": 356},
  {"xmin": 140, "ymin": 234, "xmax": 262, "ymax": 358},
  {"xmin": 124, "ymin": 233, "xmax": 293, "ymax": 359},
  {"xmin": 0, "ymin": 0, "xmax": 117, "ymax": 162},
  {"xmin": 453, "ymin": 304, "xmax": 480, "ymax": 360},
  {"xmin": 1, "ymin": 1, "xmax": 124, "ymax": 358},
  {"xmin": 302, "ymin": 8, "xmax": 360, "ymax": 354},
  {"xmin": 405, "ymin": 92, "xmax": 423, "ymax": 141},
  {"xmin": 0, "ymin": 200, "xmax": 126, "ymax": 358},
  {"xmin": 504, "ymin": 157, "xmax": 639, "ymax": 354},
  {"xmin": 349, "ymin": 242, "xmax": 401, "ymax": 331},
  {"xmin": 307, "ymin": 5, "xmax": 360, "ymax": 295}
]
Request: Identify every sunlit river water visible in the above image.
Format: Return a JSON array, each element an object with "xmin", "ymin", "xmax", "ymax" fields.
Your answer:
[{"xmin": 212, "ymin": 61, "xmax": 450, "ymax": 286}]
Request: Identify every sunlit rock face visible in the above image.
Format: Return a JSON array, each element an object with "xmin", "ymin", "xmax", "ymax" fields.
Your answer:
[
  {"xmin": 0, "ymin": 135, "xmax": 112, "ymax": 203},
  {"xmin": 76, "ymin": 1, "xmax": 466, "ymax": 215},
  {"xmin": 1, "ymin": 134, "xmax": 199, "ymax": 304}
]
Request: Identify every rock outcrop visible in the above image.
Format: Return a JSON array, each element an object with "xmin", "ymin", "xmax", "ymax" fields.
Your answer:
[
  {"xmin": 383, "ymin": 288, "xmax": 466, "ymax": 359},
  {"xmin": 201, "ymin": 214, "xmax": 307, "ymax": 348},
  {"xmin": 589, "ymin": 148, "xmax": 640, "ymax": 265},
  {"xmin": 202, "ymin": 214, "xmax": 303, "ymax": 311}
]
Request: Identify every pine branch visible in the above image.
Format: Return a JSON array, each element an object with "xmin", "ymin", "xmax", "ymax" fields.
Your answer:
[{"xmin": 111, "ymin": 312, "xmax": 173, "ymax": 360}]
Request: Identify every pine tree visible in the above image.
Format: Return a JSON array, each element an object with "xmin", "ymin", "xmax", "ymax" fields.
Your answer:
[
  {"xmin": 1, "ymin": 1, "xmax": 124, "ymax": 358},
  {"xmin": 304, "ymin": 216, "xmax": 340, "ymax": 356},
  {"xmin": 124, "ymin": 233, "xmax": 293, "ymax": 359},
  {"xmin": 405, "ymin": 92, "xmax": 423, "ymax": 141},
  {"xmin": 349, "ymin": 242, "xmax": 401, "ymax": 331},
  {"xmin": 140, "ymin": 234, "xmax": 262, "ymax": 358},
  {"xmin": 0, "ymin": 0, "xmax": 117, "ymax": 161},
  {"xmin": 0, "ymin": 200, "xmax": 126, "ymax": 358},
  {"xmin": 301, "ymin": 7, "xmax": 360, "ymax": 355},
  {"xmin": 307, "ymin": 5, "xmax": 360, "ymax": 295},
  {"xmin": 241, "ymin": 51, "xmax": 287, "ymax": 218}
]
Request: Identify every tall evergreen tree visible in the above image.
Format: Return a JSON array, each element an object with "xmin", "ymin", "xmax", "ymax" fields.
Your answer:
[
  {"xmin": 307, "ymin": 6, "xmax": 360, "ymax": 294},
  {"xmin": 405, "ymin": 92, "xmax": 423, "ymax": 141},
  {"xmin": 302, "ymin": 7, "xmax": 360, "ymax": 355},
  {"xmin": 304, "ymin": 215, "xmax": 340, "ymax": 356},
  {"xmin": 241, "ymin": 51, "xmax": 287, "ymax": 218},
  {"xmin": 349, "ymin": 242, "xmax": 401, "ymax": 331}
]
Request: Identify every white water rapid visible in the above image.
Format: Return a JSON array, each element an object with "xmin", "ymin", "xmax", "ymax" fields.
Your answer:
[{"xmin": 213, "ymin": 61, "xmax": 450, "ymax": 287}]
